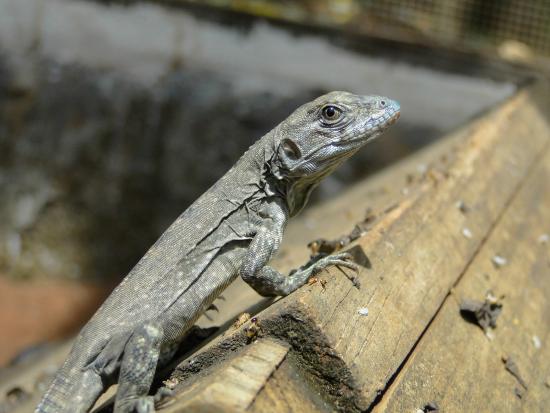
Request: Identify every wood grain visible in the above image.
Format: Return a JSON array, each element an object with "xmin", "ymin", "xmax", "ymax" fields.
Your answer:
[
  {"xmin": 277, "ymin": 83, "xmax": 550, "ymax": 410},
  {"xmin": 371, "ymin": 140, "xmax": 550, "ymax": 412}
]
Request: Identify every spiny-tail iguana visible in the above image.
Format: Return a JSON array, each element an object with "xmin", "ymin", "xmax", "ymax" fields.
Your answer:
[{"xmin": 36, "ymin": 91, "xmax": 400, "ymax": 413}]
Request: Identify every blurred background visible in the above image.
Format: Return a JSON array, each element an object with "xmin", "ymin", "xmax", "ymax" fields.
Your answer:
[{"xmin": 0, "ymin": 0, "xmax": 547, "ymax": 366}]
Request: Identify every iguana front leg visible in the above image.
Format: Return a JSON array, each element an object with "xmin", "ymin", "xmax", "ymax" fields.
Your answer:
[{"xmin": 240, "ymin": 201, "xmax": 358, "ymax": 297}]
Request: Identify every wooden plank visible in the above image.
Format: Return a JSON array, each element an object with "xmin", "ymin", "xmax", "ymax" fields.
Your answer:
[
  {"xmin": 249, "ymin": 358, "xmax": 333, "ymax": 413},
  {"xmin": 172, "ymin": 82, "xmax": 550, "ymax": 412},
  {"xmin": 161, "ymin": 339, "xmax": 288, "ymax": 413},
  {"xmin": 371, "ymin": 141, "xmax": 550, "ymax": 412},
  {"xmin": 268, "ymin": 83, "xmax": 550, "ymax": 411}
]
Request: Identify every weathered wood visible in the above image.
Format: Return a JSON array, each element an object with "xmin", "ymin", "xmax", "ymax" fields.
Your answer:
[
  {"xmin": 266, "ymin": 83, "xmax": 548, "ymax": 411},
  {"xmin": 162, "ymin": 339, "xmax": 288, "ymax": 413},
  {"xmin": 371, "ymin": 140, "xmax": 550, "ymax": 412},
  {"xmin": 171, "ymin": 81, "xmax": 550, "ymax": 412},
  {"xmin": 249, "ymin": 358, "xmax": 332, "ymax": 413}
]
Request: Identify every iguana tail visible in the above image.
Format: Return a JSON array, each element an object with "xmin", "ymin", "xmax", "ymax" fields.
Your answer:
[
  {"xmin": 35, "ymin": 370, "xmax": 72, "ymax": 413},
  {"xmin": 35, "ymin": 363, "xmax": 103, "ymax": 413}
]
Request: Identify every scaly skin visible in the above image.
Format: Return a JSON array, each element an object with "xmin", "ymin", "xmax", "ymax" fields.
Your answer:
[{"xmin": 36, "ymin": 91, "xmax": 400, "ymax": 413}]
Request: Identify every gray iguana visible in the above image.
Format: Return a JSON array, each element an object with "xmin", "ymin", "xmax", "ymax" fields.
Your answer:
[{"xmin": 36, "ymin": 91, "xmax": 400, "ymax": 413}]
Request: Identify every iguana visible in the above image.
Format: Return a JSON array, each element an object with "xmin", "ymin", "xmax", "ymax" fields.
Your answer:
[{"xmin": 36, "ymin": 91, "xmax": 400, "ymax": 413}]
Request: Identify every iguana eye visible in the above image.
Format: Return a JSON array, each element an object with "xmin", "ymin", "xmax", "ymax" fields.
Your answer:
[
  {"xmin": 281, "ymin": 139, "xmax": 301, "ymax": 160},
  {"xmin": 321, "ymin": 105, "xmax": 342, "ymax": 123}
]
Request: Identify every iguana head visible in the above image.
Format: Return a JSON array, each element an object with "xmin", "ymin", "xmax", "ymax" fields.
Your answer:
[{"xmin": 272, "ymin": 91, "xmax": 400, "ymax": 215}]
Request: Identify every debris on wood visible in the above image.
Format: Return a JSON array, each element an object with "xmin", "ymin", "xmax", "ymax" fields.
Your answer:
[
  {"xmin": 538, "ymin": 233, "xmax": 549, "ymax": 244},
  {"xmin": 416, "ymin": 163, "xmax": 428, "ymax": 175},
  {"xmin": 245, "ymin": 317, "xmax": 262, "ymax": 343},
  {"xmin": 358, "ymin": 307, "xmax": 369, "ymax": 316},
  {"xmin": 233, "ymin": 312, "xmax": 251, "ymax": 329},
  {"xmin": 462, "ymin": 227, "xmax": 473, "ymax": 239},
  {"xmin": 514, "ymin": 387, "xmax": 524, "ymax": 399},
  {"xmin": 426, "ymin": 167, "xmax": 448, "ymax": 185},
  {"xmin": 163, "ymin": 377, "xmax": 179, "ymax": 390},
  {"xmin": 456, "ymin": 200, "xmax": 469, "ymax": 214},
  {"xmin": 307, "ymin": 208, "xmax": 378, "ymax": 257},
  {"xmin": 307, "ymin": 277, "xmax": 328, "ymax": 292},
  {"xmin": 383, "ymin": 203, "xmax": 398, "ymax": 214},
  {"xmin": 486, "ymin": 291, "xmax": 501, "ymax": 302},
  {"xmin": 491, "ymin": 255, "xmax": 508, "ymax": 268},
  {"xmin": 308, "ymin": 276, "xmax": 319, "ymax": 286},
  {"xmin": 459, "ymin": 293, "xmax": 503, "ymax": 333},
  {"xmin": 532, "ymin": 335, "xmax": 542, "ymax": 349},
  {"xmin": 502, "ymin": 355, "xmax": 528, "ymax": 390},
  {"xmin": 417, "ymin": 401, "xmax": 440, "ymax": 412}
]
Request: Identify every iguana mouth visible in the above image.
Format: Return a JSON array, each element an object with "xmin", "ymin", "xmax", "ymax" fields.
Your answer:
[
  {"xmin": 363, "ymin": 105, "xmax": 400, "ymax": 142},
  {"xmin": 337, "ymin": 105, "xmax": 400, "ymax": 147},
  {"xmin": 389, "ymin": 111, "xmax": 400, "ymax": 124}
]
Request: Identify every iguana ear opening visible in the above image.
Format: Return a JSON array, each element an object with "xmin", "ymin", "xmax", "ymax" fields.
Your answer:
[
  {"xmin": 271, "ymin": 138, "xmax": 301, "ymax": 180},
  {"xmin": 281, "ymin": 138, "xmax": 301, "ymax": 160}
]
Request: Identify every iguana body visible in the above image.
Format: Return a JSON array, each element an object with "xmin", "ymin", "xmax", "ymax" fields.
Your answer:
[{"xmin": 36, "ymin": 91, "xmax": 400, "ymax": 413}]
